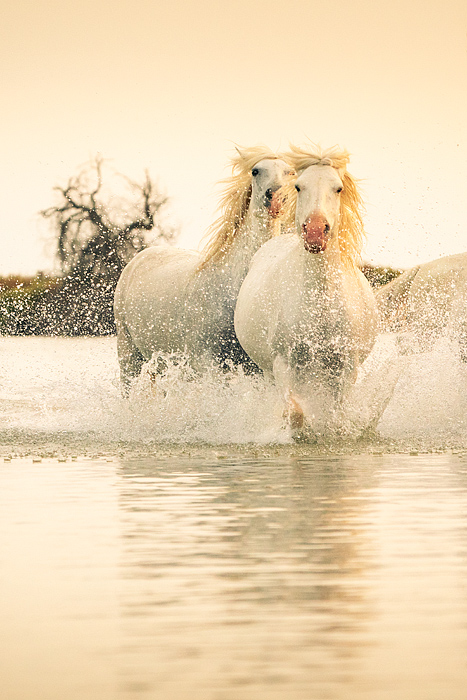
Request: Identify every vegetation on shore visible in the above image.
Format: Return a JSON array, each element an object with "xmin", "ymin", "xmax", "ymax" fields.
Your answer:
[
  {"xmin": 0, "ymin": 264, "xmax": 403, "ymax": 336},
  {"xmin": 359, "ymin": 264, "xmax": 403, "ymax": 288},
  {"xmin": 0, "ymin": 157, "xmax": 175, "ymax": 336}
]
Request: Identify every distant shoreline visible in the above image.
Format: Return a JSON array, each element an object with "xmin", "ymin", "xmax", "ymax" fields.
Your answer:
[{"xmin": 0, "ymin": 265, "xmax": 403, "ymax": 337}]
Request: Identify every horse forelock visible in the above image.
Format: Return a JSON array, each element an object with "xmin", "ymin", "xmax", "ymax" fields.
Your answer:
[
  {"xmin": 284, "ymin": 143, "xmax": 365, "ymax": 269},
  {"xmin": 197, "ymin": 145, "xmax": 280, "ymax": 271},
  {"xmin": 285, "ymin": 143, "xmax": 351, "ymax": 173}
]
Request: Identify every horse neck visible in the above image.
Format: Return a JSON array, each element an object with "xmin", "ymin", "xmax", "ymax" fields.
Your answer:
[
  {"xmin": 206, "ymin": 207, "xmax": 277, "ymax": 292},
  {"xmin": 300, "ymin": 236, "xmax": 347, "ymax": 295},
  {"xmin": 230, "ymin": 208, "xmax": 277, "ymax": 272}
]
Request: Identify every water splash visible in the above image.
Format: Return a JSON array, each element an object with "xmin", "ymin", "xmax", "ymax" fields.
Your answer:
[
  {"xmin": 0, "ymin": 335, "xmax": 467, "ymax": 453},
  {"xmin": 378, "ymin": 336, "xmax": 467, "ymax": 448},
  {"xmin": 123, "ymin": 353, "xmax": 287, "ymax": 444}
]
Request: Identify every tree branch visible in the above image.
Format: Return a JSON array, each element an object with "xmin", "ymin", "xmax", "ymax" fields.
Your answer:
[{"xmin": 42, "ymin": 156, "xmax": 177, "ymax": 279}]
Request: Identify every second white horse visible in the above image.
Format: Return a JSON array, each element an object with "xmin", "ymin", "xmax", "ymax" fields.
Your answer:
[{"xmin": 114, "ymin": 146, "xmax": 292, "ymax": 392}]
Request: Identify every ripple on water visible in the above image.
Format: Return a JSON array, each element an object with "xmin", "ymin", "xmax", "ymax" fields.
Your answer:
[{"xmin": 1, "ymin": 453, "xmax": 467, "ymax": 700}]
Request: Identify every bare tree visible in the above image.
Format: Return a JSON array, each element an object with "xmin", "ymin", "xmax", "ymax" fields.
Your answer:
[
  {"xmin": 40, "ymin": 156, "xmax": 177, "ymax": 335},
  {"xmin": 42, "ymin": 155, "xmax": 175, "ymax": 281}
]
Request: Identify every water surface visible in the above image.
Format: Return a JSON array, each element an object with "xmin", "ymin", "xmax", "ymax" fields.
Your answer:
[
  {"xmin": 1, "ymin": 337, "xmax": 467, "ymax": 699},
  {"xmin": 1, "ymin": 453, "xmax": 467, "ymax": 700}
]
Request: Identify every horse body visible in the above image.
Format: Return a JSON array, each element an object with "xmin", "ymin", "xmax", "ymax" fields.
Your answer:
[
  {"xmin": 375, "ymin": 252, "xmax": 467, "ymax": 357},
  {"xmin": 235, "ymin": 146, "xmax": 378, "ymax": 434},
  {"xmin": 114, "ymin": 149, "xmax": 292, "ymax": 391}
]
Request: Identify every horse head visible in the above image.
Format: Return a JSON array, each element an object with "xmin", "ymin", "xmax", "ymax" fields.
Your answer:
[
  {"xmin": 285, "ymin": 144, "xmax": 364, "ymax": 265},
  {"xmin": 198, "ymin": 148, "xmax": 294, "ymax": 270},
  {"xmin": 247, "ymin": 157, "xmax": 294, "ymax": 221},
  {"xmin": 293, "ymin": 164, "xmax": 344, "ymax": 253}
]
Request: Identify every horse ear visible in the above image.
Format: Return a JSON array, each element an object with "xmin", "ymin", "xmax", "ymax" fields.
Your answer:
[{"xmin": 234, "ymin": 145, "xmax": 247, "ymax": 161}]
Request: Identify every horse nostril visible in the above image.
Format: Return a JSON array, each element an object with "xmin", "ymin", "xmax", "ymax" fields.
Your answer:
[{"xmin": 265, "ymin": 189, "xmax": 274, "ymax": 201}]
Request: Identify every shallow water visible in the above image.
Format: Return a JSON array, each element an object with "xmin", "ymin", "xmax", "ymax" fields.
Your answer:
[
  {"xmin": 1, "ymin": 337, "xmax": 467, "ymax": 699},
  {"xmin": 1, "ymin": 334, "xmax": 467, "ymax": 453},
  {"xmin": 2, "ymin": 453, "xmax": 467, "ymax": 700}
]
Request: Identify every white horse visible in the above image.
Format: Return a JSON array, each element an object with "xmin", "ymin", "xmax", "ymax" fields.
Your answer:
[
  {"xmin": 234, "ymin": 145, "xmax": 379, "ymax": 436},
  {"xmin": 114, "ymin": 146, "xmax": 293, "ymax": 392},
  {"xmin": 375, "ymin": 252, "xmax": 467, "ymax": 359}
]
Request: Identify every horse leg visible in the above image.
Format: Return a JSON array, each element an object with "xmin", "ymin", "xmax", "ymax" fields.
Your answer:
[
  {"xmin": 116, "ymin": 324, "xmax": 146, "ymax": 396},
  {"xmin": 272, "ymin": 355, "xmax": 306, "ymax": 432},
  {"xmin": 284, "ymin": 395, "xmax": 305, "ymax": 431}
]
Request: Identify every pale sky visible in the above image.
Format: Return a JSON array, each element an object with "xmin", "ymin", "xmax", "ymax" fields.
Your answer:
[{"xmin": 1, "ymin": 0, "xmax": 467, "ymax": 275}]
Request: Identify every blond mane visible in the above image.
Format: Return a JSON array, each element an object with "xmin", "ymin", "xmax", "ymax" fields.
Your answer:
[
  {"xmin": 197, "ymin": 145, "xmax": 281, "ymax": 271},
  {"xmin": 283, "ymin": 144, "xmax": 365, "ymax": 268}
]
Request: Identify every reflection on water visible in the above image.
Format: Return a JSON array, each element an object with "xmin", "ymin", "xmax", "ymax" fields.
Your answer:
[
  {"xmin": 2, "ymin": 337, "xmax": 467, "ymax": 698},
  {"xmin": 1, "ymin": 454, "xmax": 467, "ymax": 699},
  {"xmin": 118, "ymin": 456, "xmax": 375, "ymax": 699}
]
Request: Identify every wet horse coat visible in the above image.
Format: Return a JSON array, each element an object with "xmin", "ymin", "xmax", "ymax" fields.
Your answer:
[
  {"xmin": 114, "ymin": 148, "xmax": 292, "ymax": 392},
  {"xmin": 234, "ymin": 145, "xmax": 378, "ymax": 435},
  {"xmin": 375, "ymin": 252, "xmax": 467, "ymax": 359}
]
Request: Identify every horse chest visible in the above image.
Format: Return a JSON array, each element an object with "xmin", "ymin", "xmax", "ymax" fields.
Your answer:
[
  {"xmin": 271, "ymin": 274, "xmax": 357, "ymax": 383},
  {"xmin": 282, "ymin": 277, "xmax": 351, "ymax": 338}
]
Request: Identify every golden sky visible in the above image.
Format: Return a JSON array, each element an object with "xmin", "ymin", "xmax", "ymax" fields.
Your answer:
[{"xmin": 1, "ymin": 0, "xmax": 467, "ymax": 274}]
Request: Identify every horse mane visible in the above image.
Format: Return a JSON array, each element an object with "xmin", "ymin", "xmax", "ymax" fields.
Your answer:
[
  {"xmin": 197, "ymin": 145, "xmax": 281, "ymax": 271},
  {"xmin": 284, "ymin": 144, "xmax": 365, "ymax": 268}
]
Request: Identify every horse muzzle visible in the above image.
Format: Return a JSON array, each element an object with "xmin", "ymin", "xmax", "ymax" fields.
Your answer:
[
  {"xmin": 302, "ymin": 215, "xmax": 330, "ymax": 253},
  {"xmin": 266, "ymin": 189, "xmax": 285, "ymax": 219}
]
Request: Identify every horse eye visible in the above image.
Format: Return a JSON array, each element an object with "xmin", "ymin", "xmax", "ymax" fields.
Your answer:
[
  {"xmin": 295, "ymin": 184, "xmax": 301, "ymax": 193},
  {"xmin": 252, "ymin": 168, "xmax": 259, "ymax": 177},
  {"xmin": 336, "ymin": 186, "xmax": 343, "ymax": 194}
]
